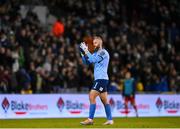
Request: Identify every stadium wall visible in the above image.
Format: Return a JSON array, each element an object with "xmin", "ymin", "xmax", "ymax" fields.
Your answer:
[{"xmin": 0, "ymin": 94, "xmax": 180, "ymax": 119}]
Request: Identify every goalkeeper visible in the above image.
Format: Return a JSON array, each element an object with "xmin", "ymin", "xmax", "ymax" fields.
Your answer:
[
  {"xmin": 122, "ymin": 71, "xmax": 138, "ymax": 117},
  {"xmin": 79, "ymin": 36, "xmax": 113, "ymax": 125}
]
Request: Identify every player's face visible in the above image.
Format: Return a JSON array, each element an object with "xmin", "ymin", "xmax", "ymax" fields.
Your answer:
[
  {"xmin": 93, "ymin": 38, "xmax": 101, "ymax": 50},
  {"xmin": 125, "ymin": 72, "xmax": 131, "ymax": 79}
]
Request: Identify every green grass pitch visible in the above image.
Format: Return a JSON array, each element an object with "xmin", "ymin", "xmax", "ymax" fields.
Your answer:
[{"xmin": 0, "ymin": 117, "xmax": 180, "ymax": 128}]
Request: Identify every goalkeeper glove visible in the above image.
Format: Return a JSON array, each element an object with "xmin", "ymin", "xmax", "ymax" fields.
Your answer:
[
  {"xmin": 80, "ymin": 42, "xmax": 88, "ymax": 54},
  {"xmin": 79, "ymin": 46, "xmax": 85, "ymax": 56}
]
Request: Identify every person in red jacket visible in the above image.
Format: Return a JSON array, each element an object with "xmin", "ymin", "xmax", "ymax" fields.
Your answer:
[{"xmin": 52, "ymin": 20, "xmax": 64, "ymax": 38}]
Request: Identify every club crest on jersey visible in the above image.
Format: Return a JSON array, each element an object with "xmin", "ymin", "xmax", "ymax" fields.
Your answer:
[{"xmin": 99, "ymin": 51, "xmax": 105, "ymax": 56}]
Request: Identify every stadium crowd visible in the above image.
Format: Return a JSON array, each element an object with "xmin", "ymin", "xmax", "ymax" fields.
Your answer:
[{"xmin": 0, "ymin": 0, "xmax": 179, "ymax": 93}]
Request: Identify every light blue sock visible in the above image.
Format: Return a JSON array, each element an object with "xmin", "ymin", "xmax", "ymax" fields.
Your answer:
[
  {"xmin": 105, "ymin": 104, "xmax": 112, "ymax": 120},
  {"xmin": 89, "ymin": 104, "xmax": 96, "ymax": 119}
]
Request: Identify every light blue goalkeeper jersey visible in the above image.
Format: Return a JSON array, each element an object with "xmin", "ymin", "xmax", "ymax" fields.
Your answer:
[{"xmin": 82, "ymin": 48, "xmax": 109, "ymax": 80}]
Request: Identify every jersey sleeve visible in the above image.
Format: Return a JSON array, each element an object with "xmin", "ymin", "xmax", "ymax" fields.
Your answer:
[
  {"xmin": 81, "ymin": 55, "xmax": 90, "ymax": 65},
  {"xmin": 86, "ymin": 51, "xmax": 106, "ymax": 63}
]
